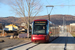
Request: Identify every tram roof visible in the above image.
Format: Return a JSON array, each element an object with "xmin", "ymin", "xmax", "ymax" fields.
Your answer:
[{"xmin": 34, "ymin": 19, "xmax": 55, "ymax": 25}]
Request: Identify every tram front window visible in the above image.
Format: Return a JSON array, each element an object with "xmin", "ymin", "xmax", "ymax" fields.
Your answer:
[{"xmin": 33, "ymin": 21, "xmax": 47, "ymax": 34}]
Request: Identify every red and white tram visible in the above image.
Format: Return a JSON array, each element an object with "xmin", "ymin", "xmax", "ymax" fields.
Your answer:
[{"xmin": 31, "ymin": 19, "xmax": 59, "ymax": 43}]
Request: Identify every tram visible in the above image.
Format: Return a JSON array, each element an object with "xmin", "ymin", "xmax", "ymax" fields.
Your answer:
[{"xmin": 31, "ymin": 19, "xmax": 59, "ymax": 43}]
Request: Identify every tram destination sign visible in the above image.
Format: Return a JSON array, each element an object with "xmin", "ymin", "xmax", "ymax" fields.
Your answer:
[{"xmin": 35, "ymin": 21, "xmax": 46, "ymax": 24}]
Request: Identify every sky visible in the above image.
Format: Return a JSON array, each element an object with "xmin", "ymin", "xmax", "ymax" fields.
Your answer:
[{"xmin": 0, "ymin": 0, "xmax": 75, "ymax": 17}]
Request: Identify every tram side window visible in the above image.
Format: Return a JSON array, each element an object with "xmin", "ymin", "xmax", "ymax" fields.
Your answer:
[
  {"xmin": 49, "ymin": 24, "xmax": 53, "ymax": 31},
  {"xmin": 49, "ymin": 24, "xmax": 56, "ymax": 35}
]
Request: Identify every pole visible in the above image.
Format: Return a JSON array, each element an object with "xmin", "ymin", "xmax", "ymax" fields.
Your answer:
[
  {"xmin": 70, "ymin": 25, "xmax": 71, "ymax": 32},
  {"xmin": 48, "ymin": 14, "xmax": 50, "ymax": 21},
  {"xmin": 63, "ymin": 16, "xmax": 64, "ymax": 32},
  {"xmin": 2, "ymin": 24, "xmax": 4, "ymax": 36},
  {"xmin": 46, "ymin": 6, "xmax": 54, "ymax": 21}
]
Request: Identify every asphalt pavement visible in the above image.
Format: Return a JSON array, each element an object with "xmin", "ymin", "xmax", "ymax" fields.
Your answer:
[{"xmin": 5, "ymin": 32, "xmax": 75, "ymax": 50}]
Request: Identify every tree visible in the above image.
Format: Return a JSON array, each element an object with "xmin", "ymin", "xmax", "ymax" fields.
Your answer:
[{"xmin": 9, "ymin": 0, "xmax": 42, "ymax": 38}]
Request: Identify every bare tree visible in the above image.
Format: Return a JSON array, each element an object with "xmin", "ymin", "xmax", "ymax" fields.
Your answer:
[{"xmin": 9, "ymin": 0, "xmax": 42, "ymax": 38}]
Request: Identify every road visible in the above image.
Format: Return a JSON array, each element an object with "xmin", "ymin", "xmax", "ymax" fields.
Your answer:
[{"xmin": 5, "ymin": 32, "xmax": 75, "ymax": 50}]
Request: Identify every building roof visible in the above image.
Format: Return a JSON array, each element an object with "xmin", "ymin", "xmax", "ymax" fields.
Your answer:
[{"xmin": 7, "ymin": 24, "xmax": 18, "ymax": 27}]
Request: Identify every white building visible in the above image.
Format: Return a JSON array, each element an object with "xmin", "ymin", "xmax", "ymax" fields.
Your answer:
[
  {"xmin": 70, "ymin": 23, "xmax": 75, "ymax": 26},
  {"xmin": 21, "ymin": 23, "xmax": 26, "ymax": 26}
]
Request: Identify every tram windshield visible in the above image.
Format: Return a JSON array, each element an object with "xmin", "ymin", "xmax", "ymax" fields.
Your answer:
[{"xmin": 33, "ymin": 21, "xmax": 47, "ymax": 34}]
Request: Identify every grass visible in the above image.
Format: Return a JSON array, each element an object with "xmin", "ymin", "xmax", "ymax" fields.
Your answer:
[
  {"xmin": 17, "ymin": 38, "xmax": 31, "ymax": 40},
  {"xmin": 70, "ymin": 32, "xmax": 75, "ymax": 37},
  {"xmin": 71, "ymin": 34, "xmax": 75, "ymax": 37},
  {"xmin": 9, "ymin": 37, "xmax": 31, "ymax": 41}
]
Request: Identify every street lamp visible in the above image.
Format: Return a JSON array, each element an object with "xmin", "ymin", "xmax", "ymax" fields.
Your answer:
[{"xmin": 46, "ymin": 5, "xmax": 54, "ymax": 21}]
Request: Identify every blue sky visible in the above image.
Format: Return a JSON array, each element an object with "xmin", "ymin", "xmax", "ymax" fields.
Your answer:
[{"xmin": 0, "ymin": 0, "xmax": 75, "ymax": 17}]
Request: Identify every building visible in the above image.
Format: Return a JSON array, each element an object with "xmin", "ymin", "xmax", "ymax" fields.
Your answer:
[
  {"xmin": 70, "ymin": 23, "xmax": 75, "ymax": 32},
  {"xmin": 4, "ymin": 24, "xmax": 18, "ymax": 31},
  {"xmin": 21, "ymin": 23, "xmax": 26, "ymax": 26}
]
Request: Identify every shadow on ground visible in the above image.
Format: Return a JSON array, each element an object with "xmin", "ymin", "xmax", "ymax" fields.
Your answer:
[
  {"xmin": 7, "ymin": 36, "xmax": 75, "ymax": 50},
  {"xmin": 50, "ymin": 37, "xmax": 75, "ymax": 44}
]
